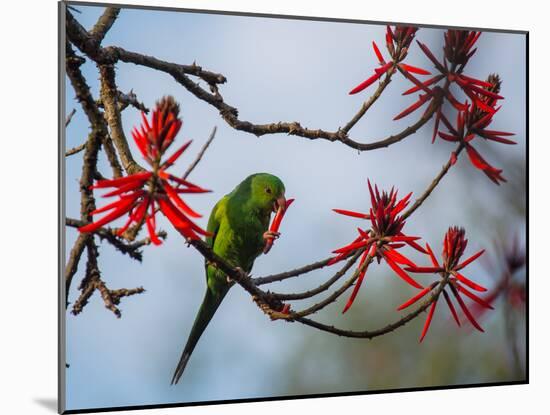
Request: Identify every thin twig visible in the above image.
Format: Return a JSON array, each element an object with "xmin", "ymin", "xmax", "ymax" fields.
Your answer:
[
  {"xmin": 66, "ymin": 218, "xmax": 167, "ymax": 261},
  {"xmin": 65, "ymin": 108, "xmax": 76, "ymax": 127},
  {"xmin": 65, "ymin": 142, "xmax": 87, "ymax": 157},
  {"xmin": 253, "ymin": 257, "xmax": 333, "ymax": 286},
  {"xmin": 295, "ymin": 277, "xmax": 448, "ymax": 338},
  {"xmin": 271, "ymin": 250, "xmax": 362, "ymax": 301},
  {"xmin": 182, "ymin": 126, "xmax": 217, "ymax": 180},
  {"xmin": 403, "ymin": 143, "xmax": 464, "ymax": 220}
]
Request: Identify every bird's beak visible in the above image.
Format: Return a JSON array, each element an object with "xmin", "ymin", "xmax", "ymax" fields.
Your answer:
[{"xmin": 273, "ymin": 195, "xmax": 287, "ymax": 214}]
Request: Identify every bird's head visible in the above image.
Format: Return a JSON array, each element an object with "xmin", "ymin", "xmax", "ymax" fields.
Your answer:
[{"xmin": 249, "ymin": 173, "xmax": 286, "ymax": 216}]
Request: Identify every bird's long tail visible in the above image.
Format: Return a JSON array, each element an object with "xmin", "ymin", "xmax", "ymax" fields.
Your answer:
[{"xmin": 171, "ymin": 287, "xmax": 228, "ymax": 385}]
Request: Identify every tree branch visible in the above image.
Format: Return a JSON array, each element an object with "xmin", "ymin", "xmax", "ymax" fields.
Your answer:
[
  {"xmin": 66, "ymin": 9, "xmax": 433, "ymax": 154},
  {"xmin": 89, "ymin": 7, "xmax": 120, "ymax": 45},
  {"xmin": 98, "ymin": 64, "xmax": 145, "ymax": 175},
  {"xmin": 66, "ymin": 218, "xmax": 167, "ymax": 261},
  {"xmin": 403, "ymin": 143, "xmax": 465, "ymax": 220},
  {"xmin": 271, "ymin": 250, "xmax": 362, "ymax": 301},
  {"xmin": 295, "ymin": 277, "xmax": 447, "ymax": 338}
]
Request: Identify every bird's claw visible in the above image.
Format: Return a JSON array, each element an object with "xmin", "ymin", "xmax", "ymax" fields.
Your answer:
[{"xmin": 263, "ymin": 231, "xmax": 281, "ymax": 241}]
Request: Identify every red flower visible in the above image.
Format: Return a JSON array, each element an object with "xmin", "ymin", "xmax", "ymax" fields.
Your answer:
[
  {"xmin": 469, "ymin": 235, "xmax": 526, "ymax": 322},
  {"xmin": 349, "ymin": 25, "xmax": 429, "ymax": 95},
  {"xmin": 398, "ymin": 30, "xmax": 509, "ymax": 145},
  {"xmin": 330, "ymin": 181, "xmax": 426, "ymax": 313},
  {"xmin": 399, "ymin": 226, "xmax": 491, "ymax": 341},
  {"xmin": 263, "ymin": 198, "xmax": 295, "ymax": 254},
  {"xmin": 436, "ymin": 75, "xmax": 514, "ymax": 185},
  {"xmin": 79, "ymin": 96, "xmax": 211, "ymax": 242}
]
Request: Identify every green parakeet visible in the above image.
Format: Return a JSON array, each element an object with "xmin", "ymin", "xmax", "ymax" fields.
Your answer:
[{"xmin": 171, "ymin": 173, "xmax": 287, "ymax": 384}]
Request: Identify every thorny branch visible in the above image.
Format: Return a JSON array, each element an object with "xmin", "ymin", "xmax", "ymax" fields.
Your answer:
[{"xmin": 63, "ymin": 6, "xmax": 514, "ymax": 344}]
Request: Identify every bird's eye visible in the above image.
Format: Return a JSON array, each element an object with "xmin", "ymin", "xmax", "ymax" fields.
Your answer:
[{"xmin": 265, "ymin": 187, "xmax": 272, "ymax": 194}]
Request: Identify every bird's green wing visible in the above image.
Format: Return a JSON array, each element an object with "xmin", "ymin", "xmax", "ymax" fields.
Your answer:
[{"xmin": 205, "ymin": 195, "xmax": 228, "ymax": 249}]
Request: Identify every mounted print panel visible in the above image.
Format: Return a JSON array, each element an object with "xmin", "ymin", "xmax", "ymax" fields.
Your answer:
[{"xmin": 60, "ymin": 1, "xmax": 527, "ymax": 413}]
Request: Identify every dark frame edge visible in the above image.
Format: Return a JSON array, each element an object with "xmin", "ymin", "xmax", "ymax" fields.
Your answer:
[
  {"xmin": 58, "ymin": 1, "xmax": 67, "ymax": 414},
  {"xmin": 63, "ymin": 380, "xmax": 528, "ymax": 414},
  {"xmin": 59, "ymin": 2, "xmax": 529, "ymax": 413},
  {"xmin": 64, "ymin": 0, "xmax": 528, "ymax": 35}
]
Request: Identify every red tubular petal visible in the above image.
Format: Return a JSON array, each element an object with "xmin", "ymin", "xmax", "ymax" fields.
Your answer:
[
  {"xmin": 367, "ymin": 180, "xmax": 377, "ymax": 208},
  {"xmin": 405, "ymin": 266, "xmax": 444, "ymax": 273},
  {"xmin": 399, "ymin": 63, "xmax": 431, "ymax": 75},
  {"xmin": 102, "ymin": 181, "xmax": 146, "ymax": 198},
  {"xmin": 374, "ymin": 62, "xmax": 393, "ymax": 75},
  {"xmin": 391, "ymin": 192, "xmax": 412, "ymax": 216},
  {"xmin": 269, "ymin": 198, "xmax": 295, "ymax": 233},
  {"xmin": 431, "ymin": 110, "xmax": 441, "ymax": 144},
  {"xmin": 402, "ymin": 234, "xmax": 428, "ymax": 254},
  {"xmin": 468, "ymin": 84, "xmax": 504, "ymax": 100},
  {"xmin": 472, "ymin": 111, "xmax": 494, "ymax": 130},
  {"xmin": 463, "ymin": 88, "xmax": 496, "ymax": 114},
  {"xmin": 416, "ymin": 41, "xmax": 446, "ymax": 73},
  {"xmin": 342, "ymin": 251, "xmax": 370, "ymax": 314},
  {"xmin": 384, "ymin": 248, "xmax": 416, "ymax": 267},
  {"xmin": 386, "ymin": 25, "xmax": 396, "ymax": 42},
  {"xmin": 444, "ymin": 90, "xmax": 468, "ymax": 111},
  {"xmin": 480, "ymin": 129, "xmax": 515, "ymax": 137},
  {"xmin": 451, "ymin": 285, "xmax": 484, "ymax": 332},
  {"xmin": 390, "ymin": 235, "xmax": 421, "ymax": 243},
  {"xmin": 453, "ymin": 271, "xmax": 487, "ymax": 292},
  {"xmin": 397, "ymin": 285, "xmax": 433, "ymax": 310},
  {"xmin": 439, "ymin": 112, "xmax": 458, "ymax": 135},
  {"xmin": 132, "ymin": 128, "xmax": 149, "ymax": 160},
  {"xmin": 157, "ymin": 197, "xmax": 200, "ymax": 240},
  {"xmin": 140, "ymin": 111, "xmax": 151, "ymax": 131},
  {"xmin": 442, "ymin": 289, "xmax": 461, "ymax": 327},
  {"xmin": 116, "ymin": 212, "xmax": 135, "ymax": 237},
  {"xmin": 163, "ymin": 182, "xmax": 202, "ymax": 218},
  {"xmin": 388, "ymin": 243, "xmax": 406, "ymax": 249},
  {"xmin": 176, "ymin": 187, "xmax": 211, "ymax": 194},
  {"xmin": 327, "ymin": 254, "xmax": 346, "ymax": 266},
  {"xmin": 372, "ymin": 41, "xmax": 385, "ymax": 64},
  {"xmin": 384, "ymin": 255, "xmax": 423, "ymax": 289},
  {"xmin": 357, "ymin": 228, "xmax": 370, "ymax": 239},
  {"xmin": 91, "ymin": 192, "xmax": 142, "ymax": 215},
  {"xmin": 419, "ymin": 300, "xmax": 437, "ymax": 342},
  {"xmin": 393, "ymin": 94, "xmax": 432, "ymax": 120},
  {"xmin": 450, "ymin": 152, "xmax": 458, "ymax": 166},
  {"xmin": 145, "ymin": 214, "xmax": 162, "ymax": 245},
  {"xmin": 349, "ymin": 72, "xmax": 382, "ymax": 95},
  {"xmin": 425, "ymin": 243, "xmax": 441, "ymax": 268},
  {"xmin": 400, "ymin": 69, "xmax": 434, "ymax": 95},
  {"xmin": 455, "ymin": 283, "xmax": 493, "ymax": 308},
  {"xmin": 458, "ymin": 74, "xmax": 493, "ymax": 88},
  {"xmin": 332, "ymin": 239, "xmax": 369, "ymax": 254},
  {"xmin": 438, "ymin": 132, "xmax": 460, "ymax": 142},
  {"xmin": 457, "ymin": 249, "xmax": 485, "ymax": 270},
  {"xmin": 402, "ymin": 74, "xmax": 444, "ymax": 96},
  {"xmin": 333, "ymin": 209, "xmax": 370, "ymax": 219},
  {"xmin": 162, "ymin": 119, "xmax": 182, "ymax": 151},
  {"xmin": 159, "ymin": 171, "xmax": 203, "ymax": 189},
  {"xmin": 465, "ymin": 144, "xmax": 493, "ymax": 171},
  {"xmin": 162, "ymin": 140, "xmax": 192, "ymax": 169},
  {"xmin": 92, "ymin": 171, "xmax": 153, "ymax": 189},
  {"xmin": 478, "ymin": 132, "xmax": 517, "ymax": 145},
  {"xmin": 79, "ymin": 197, "xmax": 137, "ymax": 233},
  {"xmin": 129, "ymin": 196, "xmax": 150, "ymax": 222}
]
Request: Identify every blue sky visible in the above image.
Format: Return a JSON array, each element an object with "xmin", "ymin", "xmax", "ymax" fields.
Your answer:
[{"xmin": 64, "ymin": 4, "xmax": 526, "ymax": 411}]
